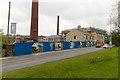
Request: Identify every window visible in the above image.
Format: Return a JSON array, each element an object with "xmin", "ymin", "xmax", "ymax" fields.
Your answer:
[
  {"xmin": 89, "ymin": 36, "xmax": 91, "ymax": 40},
  {"xmin": 74, "ymin": 36, "xmax": 77, "ymax": 39}
]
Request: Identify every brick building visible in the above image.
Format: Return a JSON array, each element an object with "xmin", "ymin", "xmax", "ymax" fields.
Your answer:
[{"xmin": 62, "ymin": 25, "xmax": 105, "ymax": 46}]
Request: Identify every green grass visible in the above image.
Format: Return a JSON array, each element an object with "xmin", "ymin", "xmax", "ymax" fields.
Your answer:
[{"xmin": 2, "ymin": 47, "xmax": 118, "ymax": 78}]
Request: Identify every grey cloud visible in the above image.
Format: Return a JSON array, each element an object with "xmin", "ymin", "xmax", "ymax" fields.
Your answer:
[
  {"xmin": 10, "ymin": 2, "xmax": 31, "ymax": 22},
  {"xmin": 40, "ymin": 0, "xmax": 112, "ymax": 21}
]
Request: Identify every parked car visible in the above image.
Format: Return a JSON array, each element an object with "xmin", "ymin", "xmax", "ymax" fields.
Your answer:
[
  {"xmin": 95, "ymin": 44, "xmax": 101, "ymax": 48},
  {"xmin": 112, "ymin": 45, "xmax": 115, "ymax": 47},
  {"xmin": 102, "ymin": 44, "xmax": 112, "ymax": 48}
]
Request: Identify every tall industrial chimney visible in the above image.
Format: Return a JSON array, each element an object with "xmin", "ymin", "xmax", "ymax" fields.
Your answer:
[
  {"xmin": 30, "ymin": 0, "xmax": 38, "ymax": 41},
  {"xmin": 57, "ymin": 16, "xmax": 59, "ymax": 35}
]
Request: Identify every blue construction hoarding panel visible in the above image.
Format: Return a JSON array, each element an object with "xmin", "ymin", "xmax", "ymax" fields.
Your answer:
[
  {"xmin": 92, "ymin": 41, "xmax": 94, "ymax": 46},
  {"xmin": 63, "ymin": 42, "xmax": 70, "ymax": 50},
  {"xmin": 74, "ymin": 42, "xmax": 79, "ymax": 48},
  {"xmin": 43, "ymin": 42, "xmax": 50, "ymax": 52},
  {"xmin": 82, "ymin": 41, "xmax": 86, "ymax": 47},
  {"xmin": 14, "ymin": 42, "xmax": 33, "ymax": 56},
  {"xmin": 37, "ymin": 42, "xmax": 50, "ymax": 52},
  {"xmin": 49, "ymin": 42, "xmax": 55, "ymax": 51}
]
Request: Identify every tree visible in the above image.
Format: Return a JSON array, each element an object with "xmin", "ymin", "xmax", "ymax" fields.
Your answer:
[
  {"xmin": 109, "ymin": 1, "xmax": 120, "ymax": 46},
  {"xmin": 109, "ymin": 1, "xmax": 120, "ymax": 30},
  {"xmin": 111, "ymin": 31, "xmax": 120, "ymax": 47},
  {"xmin": 0, "ymin": 28, "xmax": 7, "ymax": 46}
]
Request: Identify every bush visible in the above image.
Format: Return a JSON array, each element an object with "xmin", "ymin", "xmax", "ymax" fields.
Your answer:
[
  {"xmin": 89, "ymin": 56, "xmax": 114, "ymax": 63},
  {"xmin": 111, "ymin": 31, "xmax": 120, "ymax": 47}
]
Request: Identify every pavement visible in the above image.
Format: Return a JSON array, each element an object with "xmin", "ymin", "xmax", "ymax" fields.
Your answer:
[{"xmin": 1, "ymin": 47, "xmax": 103, "ymax": 72}]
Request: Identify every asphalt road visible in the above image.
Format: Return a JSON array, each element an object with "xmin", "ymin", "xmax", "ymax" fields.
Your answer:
[{"xmin": 1, "ymin": 47, "xmax": 103, "ymax": 72}]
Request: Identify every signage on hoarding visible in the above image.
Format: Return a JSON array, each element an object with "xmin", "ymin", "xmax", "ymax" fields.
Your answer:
[{"xmin": 55, "ymin": 42, "xmax": 63, "ymax": 50}]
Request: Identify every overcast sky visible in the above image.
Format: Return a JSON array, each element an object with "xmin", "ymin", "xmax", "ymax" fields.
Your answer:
[{"xmin": 0, "ymin": 0, "xmax": 118, "ymax": 36}]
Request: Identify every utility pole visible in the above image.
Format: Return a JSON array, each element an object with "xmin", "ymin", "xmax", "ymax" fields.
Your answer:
[{"xmin": 6, "ymin": 2, "xmax": 11, "ymax": 57}]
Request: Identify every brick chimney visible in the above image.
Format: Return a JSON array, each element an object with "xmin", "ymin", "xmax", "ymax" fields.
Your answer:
[
  {"xmin": 57, "ymin": 16, "xmax": 59, "ymax": 35},
  {"xmin": 30, "ymin": 0, "xmax": 38, "ymax": 41}
]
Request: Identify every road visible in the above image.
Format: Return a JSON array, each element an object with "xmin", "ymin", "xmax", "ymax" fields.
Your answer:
[{"xmin": 1, "ymin": 47, "xmax": 103, "ymax": 72}]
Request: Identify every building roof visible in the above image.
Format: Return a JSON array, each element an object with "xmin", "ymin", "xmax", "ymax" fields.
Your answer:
[
  {"xmin": 46, "ymin": 35, "xmax": 64, "ymax": 39},
  {"xmin": 62, "ymin": 27, "xmax": 107, "ymax": 37},
  {"xmin": 62, "ymin": 27, "xmax": 92, "ymax": 36},
  {"xmin": 89, "ymin": 27, "xmax": 108, "ymax": 37},
  {"xmin": 61, "ymin": 29, "xmax": 72, "ymax": 34}
]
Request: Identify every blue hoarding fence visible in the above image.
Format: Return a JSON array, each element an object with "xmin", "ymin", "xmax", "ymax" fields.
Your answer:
[
  {"xmin": 63, "ymin": 42, "xmax": 70, "ymax": 50},
  {"xmin": 13, "ymin": 41, "xmax": 94, "ymax": 56},
  {"xmin": 82, "ymin": 41, "xmax": 86, "ymax": 48},
  {"xmin": 34, "ymin": 42, "xmax": 52, "ymax": 52},
  {"xmin": 43, "ymin": 42, "xmax": 50, "ymax": 52},
  {"xmin": 74, "ymin": 42, "xmax": 79, "ymax": 48},
  {"xmin": 49, "ymin": 42, "xmax": 55, "ymax": 51},
  {"xmin": 14, "ymin": 42, "xmax": 33, "ymax": 56},
  {"xmin": 91, "ymin": 41, "xmax": 95, "ymax": 46}
]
